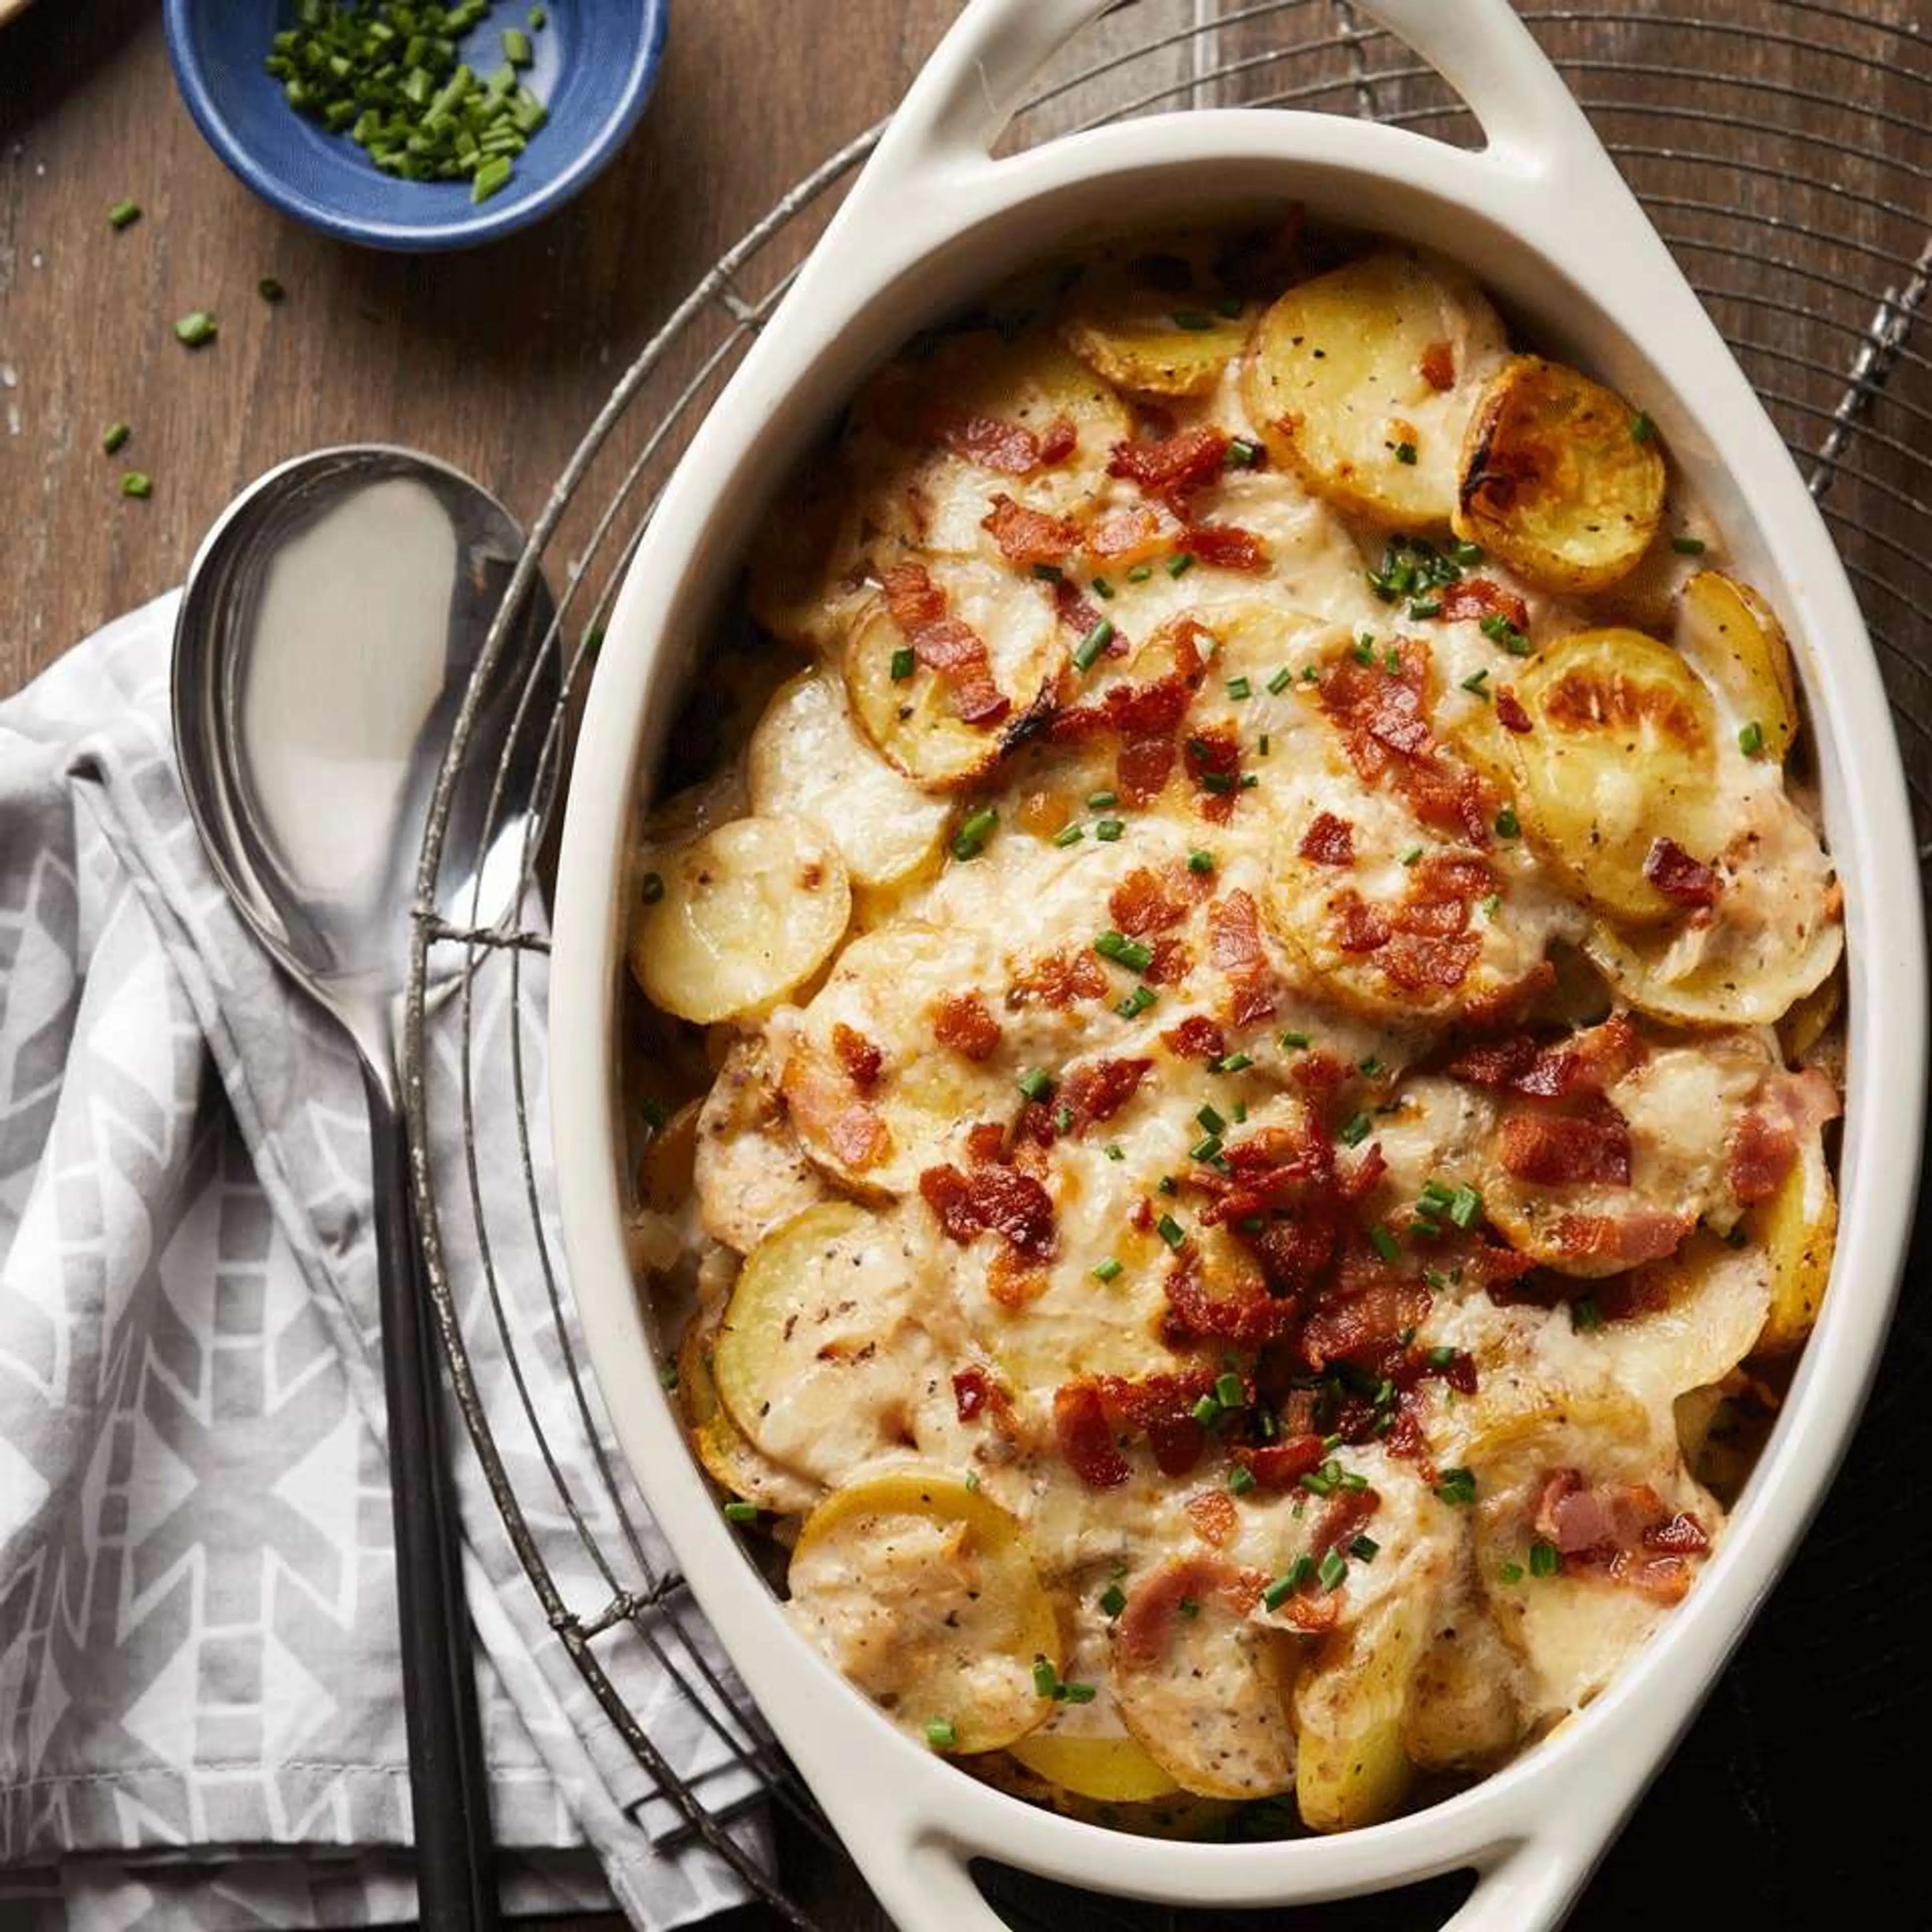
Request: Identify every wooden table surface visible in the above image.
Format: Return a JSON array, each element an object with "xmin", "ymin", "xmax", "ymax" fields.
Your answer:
[{"xmin": 4, "ymin": 3, "xmax": 1927, "ymax": 1929}]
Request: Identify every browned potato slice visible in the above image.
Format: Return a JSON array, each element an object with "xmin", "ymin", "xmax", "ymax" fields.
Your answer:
[
  {"xmin": 675, "ymin": 1318, "xmax": 822, "ymax": 1517},
  {"xmin": 1294, "ymin": 1591, "xmax": 1429, "ymax": 1831},
  {"xmin": 843, "ymin": 569, "xmax": 1063, "ymax": 791},
  {"xmin": 1241, "ymin": 250, "xmax": 1507, "ymax": 528},
  {"xmin": 1590, "ymin": 1231, "xmax": 1770, "ymax": 1403},
  {"xmin": 1512, "ymin": 628, "xmax": 1720, "ymax": 924},
  {"xmin": 692, "ymin": 1041, "xmax": 829, "ymax": 1253},
  {"xmin": 1059, "ymin": 248, "xmax": 1253, "ymax": 397},
  {"xmin": 1675, "ymin": 570, "xmax": 1798, "ymax": 761},
  {"xmin": 1453, "ymin": 356, "xmax": 1666, "ymax": 593},
  {"xmin": 1009, "ymin": 1731, "xmax": 1181, "ymax": 1803},
  {"xmin": 787, "ymin": 1470, "xmax": 1061, "ymax": 1754},
  {"xmin": 748, "ymin": 669, "xmax": 951, "ymax": 889},
  {"xmin": 630, "ymin": 816, "xmax": 851, "ymax": 1025},
  {"xmin": 1751, "ymin": 1120, "xmax": 1837, "ymax": 1353},
  {"xmin": 1404, "ymin": 1596, "xmax": 1525, "ymax": 1774},
  {"xmin": 1110, "ymin": 1563, "xmax": 1298, "ymax": 1799}
]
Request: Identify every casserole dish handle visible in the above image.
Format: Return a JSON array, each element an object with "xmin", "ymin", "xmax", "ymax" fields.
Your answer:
[{"xmin": 848, "ymin": 0, "xmax": 1632, "ymax": 208}]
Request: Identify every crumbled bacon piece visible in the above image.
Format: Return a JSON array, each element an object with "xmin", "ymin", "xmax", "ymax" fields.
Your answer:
[
  {"xmin": 1093, "ymin": 1370, "xmax": 1219, "ymax": 1476},
  {"xmin": 965, "ymin": 1120, "xmax": 1008, "ymax": 1165},
  {"xmin": 1060, "ymin": 1056, "xmax": 1152, "ymax": 1131},
  {"xmin": 1206, "ymin": 890, "xmax": 1266, "ymax": 971},
  {"xmin": 1109, "ymin": 863, "xmax": 1200, "ymax": 935},
  {"xmin": 919, "ymin": 1162, "xmax": 1057, "ymax": 1259},
  {"xmin": 1643, "ymin": 836, "xmax": 1721, "ymax": 908},
  {"xmin": 939, "ymin": 410, "xmax": 1077, "ymax": 476},
  {"xmin": 1333, "ymin": 892, "xmax": 1393, "ymax": 954},
  {"xmin": 932, "ymin": 992, "xmax": 1002, "ymax": 1062},
  {"xmin": 1419, "ymin": 339, "xmax": 1457, "ymax": 390},
  {"xmin": 1497, "ymin": 1102, "xmax": 1633, "ymax": 1186},
  {"xmin": 1494, "ymin": 686, "xmax": 1533, "ymax": 733},
  {"xmin": 1183, "ymin": 522, "xmax": 1269, "ymax": 572},
  {"xmin": 1232, "ymin": 1434, "xmax": 1327, "ymax": 1490},
  {"xmin": 1048, "ymin": 617, "xmax": 1209, "ymax": 745},
  {"xmin": 981, "ymin": 492, "xmax": 1076, "ymax": 568},
  {"xmin": 1107, "ymin": 426, "xmax": 1230, "ymax": 511},
  {"xmin": 881, "ymin": 561, "xmax": 1009, "ymax": 725},
  {"xmin": 1533, "ymin": 1471, "xmax": 1710, "ymax": 1602},
  {"xmin": 1311, "ymin": 1486, "xmax": 1381, "ymax": 1564},
  {"xmin": 952, "ymin": 1366, "xmax": 992, "ymax": 1421},
  {"xmin": 1083, "ymin": 502, "xmax": 1180, "ymax": 565},
  {"xmin": 1162, "ymin": 1254, "xmax": 1301, "ymax": 1348},
  {"xmin": 1145, "ymin": 937, "xmax": 1193, "ymax": 985},
  {"xmin": 1299, "ymin": 811, "xmax": 1355, "ymax": 867},
  {"xmin": 1448, "ymin": 1014, "xmax": 1645, "ymax": 1099},
  {"xmin": 1728, "ymin": 1067, "xmax": 1838, "ymax": 1204},
  {"xmin": 1544, "ymin": 1210, "xmax": 1689, "ymax": 1268},
  {"xmin": 1054, "ymin": 1382, "xmax": 1130, "ymax": 1488},
  {"xmin": 1011, "ymin": 947, "xmax": 1108, "ymax": 1007},
  {"xmin": 1298, "ymin": 1279, "xmax": 1432, "ymax": 1370},
  {"xmin": 1186, "ymin": 1489, "xmax": 1239, "ymax": 1548},
  {"xmin": 1440, "ymin": 577, "xmax": 1530, "ymax": 633},
  {"xmin": 987, "ymin": 1248, "xmax": 1049, "ymax": 1310},
  {"xmin": 1116, "ymin": 733, "xmax": 1177, "ymax": 807},
  {"xmin": 1183, "ymin": 723, "xmax": 1243, "ymax": 824},
  {"xmin": 1115, "ymin": 1557, "xmax": 1244, "ymax": 1664},
  {"xmin": 832, "ymin": 1022, "xmax": 883, "ymax": 1093},
  {"xmin": 781, "ymin": 1052, "xmax": 892, "ymax": 1171},
  {"xmin": 1161, "ymin": 1014, "xmax": 1227, "ymax": 1061}
]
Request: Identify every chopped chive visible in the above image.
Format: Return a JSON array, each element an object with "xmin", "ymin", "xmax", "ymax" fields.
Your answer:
[
  {"xmin": 1094, "ymin": 818, "xmax": 1125, "ymax": 842},
  {"xmin": 1017, "ymin": 1068, "xmax": 1055, "ymax": 1102},
  {"xmin": 1434, "ymin": 1467, "xmax": 1477, "ymax": 1506},
  {"xmin": 1280, "ymin": 1030, "xmax": 1310, "ymax": 1050},
  {"xmin": 119, "ymin": 471, "xmax": 153, "ymax": 499},
  {"xmin": 1399, "ymin": 844, "xmax": 1423, "ymax": 866},
  {"xmin": 1338, "ymin": 1111, "xmax": 1372, "ymax": 1147},
  {"xmin": 1104, "ymin": 1142, "xmax": 1125, "ymax": 1161},
  {"xmin": 1091, "ymin": 575, "xmax": 1115, "ymax": 600},
  {"xmin": 1214, "ymin": 1372, "xmax": 1245, "ymax": 1408},
  {"xmin": 640, "ymin": 870, "xmax": 665, "ymax": 905},
  {"xmin": 1191, "ymin": 1393, "xmax": 1221, "ymax": 1426},
  {"xmin": 1460, "ymin": 667, "xmax": 1491, "ymax": 695},
  {"xmin": 1418, "ymin": 1180, "xmax": 1455, "ymax": 1213},
  {"xmin": 1318, "ymin": 1548, "xmax": 1349, "ymax": 1591},
  {"xmin": 964, "ymin": 1469, "xmax": 980, "ymax": 1491},
  {"xmin": 1092, "ymin": 1257, "xmax": 1123, "ymax": 1282},
  {"xmin": 1229, "ymin": 1464, "xmax": 1257, "ymax": 1495},
  {"xmin": 102, "ymin": 421, "xmax": 131, "ymax": 455},
  {"xmin": 1100, "ymin": 1582, "xmax": 1128, "ymax": 1618},
  {"xmin": 1031, "ymin": 560, "xmax": 1064, "ymax": 582},
  {"xmin": 257, "ymin": 275, "xmax": 287, "ymax": 302},
  {"xmin": 1171, "ymin": 308, "xmax": 1214, "ymax": 331},
  {"xmin": 108, "ymin": 198, "xmax": 142, "ymax": 230},
  {"xmin": 1359, "ymin": 1056, "xmax": 1384, "ymax": 1077},
  {"xmin": 1408, "ymin": 596, "xmax": 1442, "ymax": 620},
  {"xmin": 1631, "ymin": 412, "xmax": 1655, "ymax": 444},
  {"xmin": 1352, "ymin": 635, "xmax": 1376, "ymax": 666},
  {"xmin": 1176, "ymin": 1596, "xmax": 1201, "ymax": 1619},
  {"xmin": 1350, "ymin": 1534, "xmax": 1380, "ymax": 1562},
  {"xmin": 1085, "ymin": 789, "xmax": 1119, "ymax": 809},
  {"xmin": 1264, "ymin": 666, "xmax": 1293, "ymax": 698},
  {"xmin": 951, "ymin": 807, "xmax": 999, "ymax": 860},
  {"xmin": 1196, "ymin": 1102, "xmax": 1227, "ymax": 1135},
  {"xmin": 173, "ymin": 310, "xmax": 218, "ymax": 348},
  {"xmin": 1394, "ymin": 440, "xmax": 1418, "ymax": 465},
  {"xmin": 722, "ymin": 1500, "xmax": 758, "ymax": 1523},
  {"xmin": 925, "ymin": 1717, "xmax": 957, "ymax": 1749},
  {"xmin": 1187, "ymin": 848, "xmax": 1215, "ymax": 873},
  {"xmin": 1054, "ymin": 1104, "xmax": 1073, "ymax": 1134},
  {"xmin": 1225, "ymin": 437, "xmax": 1261, "ymax": 468},
  {"xmin": 1166, "ymin": 552, "xmax": 1194, "ymax": 578},
  {"xmin": 1672, "ymin": 533, "xmax": 1707, "ymax": 555},
  {"xmin": 502, "ymin": 26, "xmax": 533, "ymax": 65},
  {"xmin": 1478, "ymin": 892, "xmax": 1502, "ymax": 918},
  {"xmin": 1738, "ymin": 719, "xmax": 1764, "ymax": 757},
  {"xmin": 471, "ymin": 154, "xmax": 513, "ymax": 202},
  {"xmin": 1427, "ymin": 1345, "xmax": 1459, "ymax": 1370},
  {"xmin": 1227, "ymin": 676, "xmax": 1252, "ymax": 700},
  {"xmin": 890, "ymin": 646, "xmax": 916, "ymax": 680},
  {"xmin": 1052, "ymin": 823, "xmax": 1085, "ymax": 847},
  {"xmin": 1262, "ymin": 1573, "xmax": 1295, "ymax": 1611},
  {"xmin": 1115, "ymin": 984, "xmax": 1156, "ymax": 1018},
  {"xmin": 1369, "ymin": 1225, "xmax": 1401, "ymax": 1264},
  {"xmin": 1570, "ymin": 1297, "xmax": 1604, "ymax": 1332},
  {"xmin": 1094, "ymin": 930, "xmax": 1154, "ymax": 971},
  {"xmin": 1126, "ymin": 564, "xmax": 1153, "ymax": 583},
  {"xmin": 1447, "ymin": 1184, "xmax": 1483, "ymax": 1229},
  {"xmin": 1190, "ymin": 1134, "xmax": 1224, "ymax": 1164},
  {"xmin": 1494, "ymin": 804, "xmax": 1520, "ymax": 839},
  {"xmin": 1156, "ymin": 1212, "xmax": 1186, "ymax": 1250},
  {"xmin": 1530, "ymin": 1539, "xmax": 1563, "ymax": 1578},
  {"xmin": 1499, "ymin": 1561, "xmax": 1526, "ymax": 1584},
  {"xmin": 1213, "ymin": 1052, "xmax": 1253, "ymax": 1074},
  {"xmin": 1061, "ymin": 1679, "xmax": 1097, "ymax": 1704},
  {"xmin": 1032, "ymin": 1656, "xmax": 1059, "ymax": 1698}
]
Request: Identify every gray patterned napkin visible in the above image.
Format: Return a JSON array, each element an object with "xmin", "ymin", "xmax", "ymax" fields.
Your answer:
[{"xmin": 0, "ymin": 595, "xmax": 761, "ymax": 1929}]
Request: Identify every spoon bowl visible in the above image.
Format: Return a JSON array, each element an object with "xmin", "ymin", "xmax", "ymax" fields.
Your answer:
[{"xmin": 172, "ymin": 445, "xmax": 556, "ymax": 1931}]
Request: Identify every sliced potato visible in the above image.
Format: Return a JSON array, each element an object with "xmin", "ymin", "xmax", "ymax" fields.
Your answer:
[
  {"xmin": 1453, "ymin": 355, "xmax": 1665, "ymax": 593},
  {"xmin": 1780, "ymin": 967, "xmax": 1842, "ymax": 1064},
  {"xmin": 787, "ymin": 1469, "xmax": 1060, "ymax": 1754},
  {"xmin": 1751, "ymin": 1119, "xmax": 1838, "ymax": 1353},
  {"xmin": 675, "ymin": 1317, "xmax": 822, "ymax": 1517},
  {"xmin": 1010, "ymin": 1730, "xmax": 1181, "ymax": 1804},
  {"xmin": 1512, "ymin": 628, "xmax": 1720, "ymax": 924},
  {"xmin": 1294, "ymin": 1590, "xmax": 1429, "ymax": 1831},
  {"xmin": 713, "ymin": 1203, "xmax": 960, "ymax": 1483},
  {"xmin": 1675, "ymin": 571, "xmax": 1798, "ymax": 761},
  {"xmin": 1241, "ymin": 249, "xmax": 1507, "ymax": 528},
  {"xmin": 1059, "ymin": 248, "xmax": 1253, "ymax": 397},
  {"xmin": 1589, "ymin": 1231, "xmax": 1770, "ymax": 1404},
  {"xmin": 630, "ymin": 816, "xmax": 851, "ymax": 1025},
  {"xmin": 843, "ymin": 569, "xmax": 1063, "ymax": 791},
  {"xmin": 692, "ymin": 1040, "xmax": 830, "ymax": 1253},
  {"xmin": 748, "ymin": 668, "xmax": 951, "ymax": 888},
  {"xmin": 1403, "ymin": 1597, "xmax": 1525, "ymax": 1774},
  {"xmin": 1111, "ymin": 1563, "xmax": 1298, "ymax": 1799}
]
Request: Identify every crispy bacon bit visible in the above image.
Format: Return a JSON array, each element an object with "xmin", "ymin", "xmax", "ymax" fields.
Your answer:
[
  {"xmin": 918, "ymin": 1162, "xmax": 1057, "ymax": 1259},
  {"xmin": 987, "ymin": 1248, "xmax": 1049, "ymax": 1310},
  {"xmin": 1299, "ymin": 811, "xmax": 1356, "ymax": 868},
  {"xmin": 1049, "ymin": 618, "xmax": 1208, "ymax": 746},
  {"xmin": 1183, "ymin": 723, "xmax": 1243, "ymax": 824},
  {"xmin": 1184, "ymin": 522, "xmax": 1270, "ymax": 572},
  {"xmin": 881, "ymin": 561, "xmax": 1009, "ymax": 725},
  {"xmin": 1116, "ymin": 1557, "xmax": 1243, "ymax": 1663},
  {"xmin": 940, "ymin": 410, "xmax": 1077, "ymax": 476},
  {"xmin": 965, "ymin": 1120, "xmax": 1008, "ymax": 1165},
  {"xmin": 1061, "ymin": 1056, "xmax": 1152, "ymax": 1131},
  {"xmin": 782, "ymin": 1052, "xmax": 892, "ymax": 1171},
  {"xmin": 1333, "ymin": 892, "xmax": 1393, "ymax": 954},
  {"xmin": 1643, "ymin": 1512, "xmax": 1712, "ymax": 1555},
  {"xmin": 1546, "ymin": 1210, "xmax": 1689, "ymax": 1268},
  {"xmin": 982, "ymin": 492, "xmax": 1077, "ymax": 568},
  {"xmin": 1533, "ymin": 1471, "xmax": 1710, "ymax": 1602},
  {"xmin": 1094, "ymin": 1370, "xmax": 1219, "ymax": 1476},
  {"xmin": 1207, "ymin": 890, "xmax": 1266, "ymax": 970},
  {"xmin": 1298, "ymin": 1280, "xmax": 1432, "ymax": 1370},
  {"xmin": 1054, "ymin": 1382, "xmax": 1131, "ymax": 1489},
  {"xmin": 1163, "ymin": 1254, "xmax": 1301, "ymax": 1348},
  {"xmin": 1186, "ymin": 1490, "xmax": 1240, "ymax": 1548},
  {"xmin": 1494, "ymin": 686, "xmax": 1534, "ymax": 733},
  {"xmin": 1146, "ymin": 937, "xmax": 1193, "ymax": 985},
  {"xmin": 1643, "ymin": 836, "xmax": 1721, "ymax": 908},
  {"xmin": 1498, "ymin": 1101, "xmax": 1633, "ymax": 1187},
  {"xmin": 1320, "ymin": 640, "xmax": 1490, "ymax": 845},
  {"xmin": 1440, "ymin": 577, "xmax": 1531, "ymax": 633},
  {"xmin": 1419, "ymin": 339, "xmax": 1457, "ymax": 390},
  {"xmin": 1232, "ymin": 1434, "xmax": 1327, "ymax": 1490},
  {"xmin": 1107, "ymin": 426, "xmax": 1230, "ymax": 511},
  {"xmin": 953, "ymin": 1366, "xmax": 992, "ymax": 1421},
  {"xmin": 1109, "ymin": 864, "xmax": 1199, "ymax": 935},
  {"xmin": 832, "ymin": 1022, "xmax": 884, "ymax": 1093},
  {"xmin": 1450, "ymin": 1014, "xmax": 1646, "ymax": 1098},
  {"xmin": 1380, "ymin": 931, "xmax": 1483, "ymax": 992},
  {"xmin": 1311, "ymin": 1486, "xmax": 1381, "ymax": 1563},
  {"xmin": 1083, "ymin": 502, "xmax": 1180, "ymax": 565},
  {"xmin": 932, "ymin": 992, "xmax": 1002, "ymax": 1062},
  {"xmin": 1116, "ymin": 733, "xmax": 1177, "ymax": 807},
  {"xmin": 1162, "ymin": 1014, "xmax": 1227, "ymax": 1061},
  {"xmin": 1729, "ymin": 1067, "xmax": 1839, "ymax": 1204},
  {"xmin": 1011, "ymin": 947, "xmax": 1108, "ymax": 1007}
]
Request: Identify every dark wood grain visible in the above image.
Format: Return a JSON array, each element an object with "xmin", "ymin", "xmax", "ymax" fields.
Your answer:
[{"xmin": 4, "ymin": 4, "xmax": 1926, "ymax": 1929}]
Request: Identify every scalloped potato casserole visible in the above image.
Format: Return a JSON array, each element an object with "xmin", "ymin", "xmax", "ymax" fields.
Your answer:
[{"xmin": 623, "ymin": 223, "xmax": 1845, "ymax": 1837}]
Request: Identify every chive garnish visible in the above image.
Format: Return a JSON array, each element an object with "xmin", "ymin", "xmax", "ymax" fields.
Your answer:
[
  {"xmin": 1631, "ymin": 412, "xmax": 1656, "ymax": 444},
  {"xmin": 1226, "ymin": 676, "xmax": 1251, "ymax": 700},
  {"xmin": 1738, "ymin": 720, "xmax": 1764, "ymax": 757},
  {"xmin": 1494, "ymin": 804, "xmax": 1519, "ymax": 839},
  {"xmin": 722, "ymin": 1500, "xmax": 757, "ymax": 1523},
  {"xmin": 1338, "ymin": 1111, "xmax": 1372, "ymax": 1147},
  {"xmin": 1434, "ymin": 1468, "xmax": 1477, "ymax": 1506},
  {"xmin": 1214, "ymin": 1372, "xmax": 1244, "ymax": 1408},
  {"xmin": 1086, "ymin": 789, "xmax": 1119, "ymax": 809},
  {"xmin": 1156, "ymin": 1213, "xmax": 1186, "ymax": 1249},
  {"xmin": 1229, "ymin": 1465, "xmax": 1256, "ymax": 1495},
  {"xmin": 925, "ymin": 1718, "xmax": 957, "ymax": 1749},
  {"xmin": 173, "ymin": 311, "xmax": 218, "ymax": 348},
  {"xmin": 1318, "ymin": 1548, "xmax": 1348, "ymax": 1591},
  {"xmin": 1187, "ymin": 848, "xmax": 1215, "ymax": 873},
  {"xmin": 1126, "ymin": 564, "xmax": 1153, "ymax": 583},
  {"xmin": 1672, "ymin": 534, "xmax": 1707, "ymax": 555},
  {"xmin": 640, "ymin": 870, "xmax": 665, "ymax": 905},
  {"xmin": 1369, "ymin": 1225, "xmax": 1401, "ymax": 1264},
  {"xmin": 1460, "ymin": 667, "xmax": 1490, "ymax": 695},
  {"xmin": 1031, "ymin": 560, "xmax": 1064, "ymax": 582},
  {"xmin": 1280, "ymin": 1030, "xmax": 1310, "ymax": 1050},
  {"xmin": 1191, "ymin": 1393, "xmax": 1221, "ymax": 1426},
  {"xmin": 1350, "ymin": 1535, "xmax": 1380, "ymax": 1562},
  {"xmin": 1091, "ymin": 576, "xmax": 1115, "ymax": 599},
  {"xmin": 119, "ymin": 471, "xmax": 153, "ymax": 499},
  {"xmin": 1394, "ymin": 440, "xmax": 1418, "ymax": 465},
  {"xmin": 1094, "ymin": 930, "xmax": 1153, "ymax": 971},
  {"xmin": 1530, "ymin": 1540, "xmax": 1563, "ymax": 1578},
  {"xmin": 1094, "ymin": 818, "xmax": 1125, "ymax": 842},
  {"xmin": 951, "ymin": 807, "xmax": 998, "ymax": 860},
  {"xmin": 1052, "ymin": 823, "xmax": 1085, "ymax": 848},
  {"xmin": 1166, "ymin": 552, "xmax": 1194, "ymax": 578},
  {"xmin": 1115, "ymin": 984, "xmax": 1156, "ymax": 1018},
  {"xmin": 1100, "ymin": 1583, "xmax": 1128, "ymax": 1618},
  {"xmin": 1447, "ymin": 1185, "xmax": 1483, "ymax": 1230},
  {"xmin": 107, "ymin": 198, "xmax": 141, "ymax": 230},
  {"xmin": 1092, "ymin": 1257, "xmax": 1123, "ymax": 1282},
  {"xmin": 1016, "ymin": 1068, "xmax": 1055, "ymax": 1102},
  {"xmin": 102, "ymin": 422, "xmax": 131, "ymax": 455},
  {"xmin": 890, "ymin": 646, "xmax": 916, "ymax": 680}
]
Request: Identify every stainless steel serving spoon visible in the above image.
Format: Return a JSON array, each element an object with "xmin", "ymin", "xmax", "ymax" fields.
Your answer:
[{"xmin": 172, "ymin": 446, "xmax": 556, "ymax": 1932}]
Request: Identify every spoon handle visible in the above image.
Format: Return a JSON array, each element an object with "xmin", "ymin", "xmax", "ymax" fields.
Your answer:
[{"xmin": 363, "ymin": 1062, "xmax": 502, "ymax": 1930}]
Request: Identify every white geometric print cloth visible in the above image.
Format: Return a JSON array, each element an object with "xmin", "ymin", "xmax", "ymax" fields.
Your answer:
[{"xmin": 0, "ymin": 596, "xmax": 760, "ymax": 1929}]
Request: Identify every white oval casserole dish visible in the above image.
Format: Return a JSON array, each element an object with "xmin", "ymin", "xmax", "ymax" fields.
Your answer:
[{"xmin": 547, "ymin": 3, "xmax": 1927, "ymax": 1926}]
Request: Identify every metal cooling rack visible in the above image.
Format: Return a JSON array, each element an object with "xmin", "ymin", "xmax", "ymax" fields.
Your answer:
[{"xmin": 401, "ymin": 5, "xmax": 1932, "ymax": 1925}]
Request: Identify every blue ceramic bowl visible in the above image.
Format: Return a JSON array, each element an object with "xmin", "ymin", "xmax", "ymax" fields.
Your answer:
[{"xmin": 164, "ymin": 0, "xmax": 668, "ymax": 250}]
